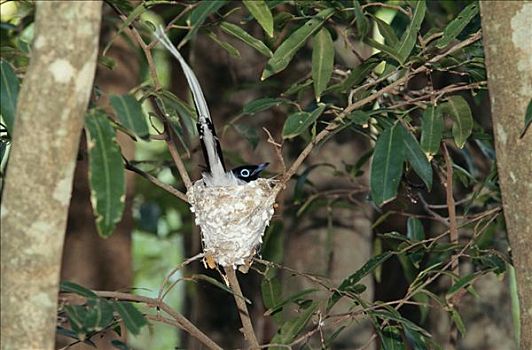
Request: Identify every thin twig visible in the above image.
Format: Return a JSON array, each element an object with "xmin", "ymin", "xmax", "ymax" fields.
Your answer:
[
  {"xmin": 224, "ymin": 268, "xmax": 260, "ymax": 349},
  {"xmin": 93, "ymin": 291, "xmax": 223, "ymax": 350},
  {"xmin": 442, "ymin": 143, "xmax": 459, "ymax": 348},
  {"xmin": 166, "ymin": 123, "xmax": 193, "ymax": 190},
  {"xmin": 124, "ymin": 160, "xmax": 188, "ymax": 202},
  {"xmin": 263, "ymin": 127, "xmax": 286, "ymax": 175},
  {"xmin": 272, "ymin": 31, "xmax": 482, "ymax": 197},
  {"xmin": 442, "ymin": 143, "xmax": 459, "ymax": 275}
]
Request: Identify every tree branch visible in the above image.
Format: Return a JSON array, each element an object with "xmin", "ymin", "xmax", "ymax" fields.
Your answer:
[
  {"xmin": 224, "ymin": 268, "xmax": 260, "ymax": 349},
  {"xmin": 93, "ymin": 291, "xmax": 223, "ymax": 350}
]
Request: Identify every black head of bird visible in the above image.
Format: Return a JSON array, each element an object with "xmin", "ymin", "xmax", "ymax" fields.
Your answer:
[{"xmin": 231, "ymin": 162, "xmax": 269, "ymax": 182}]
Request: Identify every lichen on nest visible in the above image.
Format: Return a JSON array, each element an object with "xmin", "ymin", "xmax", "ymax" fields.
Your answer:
[{"xmin": 187, "ymin": 178, "xmax": 276, "ymax": 268}]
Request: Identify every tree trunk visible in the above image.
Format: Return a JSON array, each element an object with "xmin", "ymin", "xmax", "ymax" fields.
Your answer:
[
  {"xmin": 0, "ymin": 2, "xmax": 102, "ymax": 350},
  {"xmin": 480, "ymin": 2, "xmax": 532, "ymax": 348}
]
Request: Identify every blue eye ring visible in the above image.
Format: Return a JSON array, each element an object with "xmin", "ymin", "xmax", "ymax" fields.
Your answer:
[{"xmin": 240, "ymin": 169, "xmax": 250, "ymax": 177}]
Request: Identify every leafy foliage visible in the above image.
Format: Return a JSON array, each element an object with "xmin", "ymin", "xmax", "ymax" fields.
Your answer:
[{"xmin": 0, "ymin": 0, "xmax": 513, "ymax": 349}]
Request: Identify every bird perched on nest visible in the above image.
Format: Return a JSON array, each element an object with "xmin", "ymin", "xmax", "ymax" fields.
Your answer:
[
  {"xmin": 155, "ymin": 27, "xmax": 276, "ymax": 268},
  {"xmin": 155, "ymin": 27, "xmax": 268, "ymax": 187}
]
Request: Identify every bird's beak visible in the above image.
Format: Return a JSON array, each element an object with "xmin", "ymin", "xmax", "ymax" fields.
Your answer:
[{"xmin": 251, "ymin": 162, "xmax": 269, "ymax": 176}]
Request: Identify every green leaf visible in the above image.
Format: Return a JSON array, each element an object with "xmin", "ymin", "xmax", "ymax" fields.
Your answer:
[
  {"xmin": 283, "ymin": 78, "xmax": 313, "ymax": 96},
  {"xmin": 60, "ymin": 281, "xmax": 97, "ymax": 298},
  {"xmin": 349, "ymin": 110, "xmax": 370, "ymax": 125},
  {"xmin": 220, "ymin": 21, "xmax": 272, "ymax": 57},
  {"xmin": 270, "ymin": 301, "xmax": 319, "ymax": 347},
  {"xmin": 111, "ymin": 340, "xmax": 130, "ymax": 350},
  {"xmin": 508, "ymin": 263, "xmax": 521, "ymax": 349},
  {"xmin": 243, "ymin": 97, "xmax": 286, "ymax": 114},
  {"xmin": 441, "ymin": 95, "xmax": 473, "ymax": 148},
  {"xmin": 520, "ymin": 98, "xmax": 532, "ymax": 138},
  {"xmin": 182, "ymin": 0, "xmax": 226, "ymax": 46},
  {"xmin": 330, "ymin": 252, "xmax": 393, "ymax": 307},
  {"xmin": 243, "ymin": 0, "xmax": 274, "ymax": 38},
  {"xmin": 103, "ymin": 2, "xmax": 147, "ymax": 55},
  {"xmin": 372, "ymin": 15, "xmax": 399, "ymax": 47},
  {"xmin": 381, "ymin": 326, "xmax": 406, "ymax": 350},
  {"xmin": 110, "ymin": 94, "xmax": 149, "ymax": 139},
  {"xmin": 282, "ymin": 104, "xmax": 326, "ymax": 139},
  {"xmin": 353, "ymin": 0, "xmax": 368, "ymax": 39},
  {"xmin": 446, "ymin": 273, "xmax": 476, "ymax": 298},
  {"xmin": 85, "ymin": 110, "xmax": 125, "ymax": 238},
  {"xmin": 262, "ymin": 8, "xmax": 335, "ymax": 80},
  {"xmin": 312, "ymin": 28, "xmax": 334, "ymax": 102},
  {"xmin": 449, "ymin": 308, "xmax": 466, "ymax": 336},
  {"xmin": 0, "ymin": 59, "xmax": 19, "ymax": 135},
  {"xmin": 327, "ymin": 55, "xmax": 382, "ymax": 93},
  {"xmin": 407, "ymin": 217, "xmax": 424, "ymax": 241},
  {"xmin": 397, "ymin": 0, "xmax": 426, "ymax": 64},
  {"xmin": 261, "ymin": 277, "xmax": 282, "ymax": 315},
  {"xmin": 113, "ymin": 301, "xmax": 147, "ymax": 335},
  {"xmin": 192, "ymin": 274, "xmax": 236, "ymax": 296},
  {"xmin": 435, "ymin": 3, "xmax": 479, "ymax": 49},
  {"xmin": 370, "ymin": 124, "xmax": 405, "ymax": 206},
  {"xmin": 365, "ymin": 37, "xmax": 402, "ymax": 63},
  {"xmin": 420, "ymin": 105, "xmax": 443, "ymax": 156},
  {"xmin": 265, "ymin": 289, "xmax": 318, "ymax": 316},
  {"xmin": 207, "ymin": 31, "xmax": 240, "ymax": 58},
  {"xmin": 401, "ymin": 125, "xmax": 432, "ymax": 190}
]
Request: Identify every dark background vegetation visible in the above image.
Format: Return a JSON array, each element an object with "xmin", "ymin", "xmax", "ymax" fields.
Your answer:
[{"xmin": 1, "ymin": 1, "xmax": 530, "ymax": 349}]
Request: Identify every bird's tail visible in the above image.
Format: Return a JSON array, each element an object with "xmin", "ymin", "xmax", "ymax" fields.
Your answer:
[{"xmin": 154, "ymin": 26, "xmax": 227, "ymax": 182}]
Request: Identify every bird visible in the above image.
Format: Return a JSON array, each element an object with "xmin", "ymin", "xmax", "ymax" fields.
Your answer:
[{"xmin": 155, "ymin": 27, "xmax": 268, "ymax": 187}]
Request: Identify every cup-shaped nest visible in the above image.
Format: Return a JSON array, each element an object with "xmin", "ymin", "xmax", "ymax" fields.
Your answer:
[{"xmin": 187, "ymin": 178, "xmax": 276, "ymax": 268}]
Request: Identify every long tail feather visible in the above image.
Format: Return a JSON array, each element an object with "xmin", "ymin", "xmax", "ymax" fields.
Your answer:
[{"xmin": 154, "ymin": 26, "xmax": 229, "ymax": 184}]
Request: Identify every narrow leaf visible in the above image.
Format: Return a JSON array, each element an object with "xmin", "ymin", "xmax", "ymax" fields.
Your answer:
[
  {"xmin": 407, "ymin": 217, "xmax": 424, "ymax": 241},
  {"xmin": 435, "ymin": 3, "xmax": 479, "ymax": 49},
  {"xmin": 85, "ymin": 110, "xmax": 125, "ymax": 238},
  {"xmin": 364, "ymin": 37, "xmax": 402, "ymax": 63},
  {"xmin": 282, "ymin": 104, "xmax": 326, "ymax": 139},
  {"xmin": 372, "ymin": 15, "xmax": 399, "ymax": 47},
  {"xmin": 441, "ymin": 95, "xmax": 473, "ymax": 148},
  {"xmin": 110, "ymin": 94, "xmax": 149, "ymax": 139},
  {"xmin": 243, "ymin": 97, "xmax": 286, "ymax": 114},
  {"xmin": 397, "ymin": 0, "xmax": 426, "ymax": 64},
  {"xmin": 60, "ymin": 281, "xmax": 97, "ymax": 298},
  {"xmin": 520, "ymin": 98, "xmax": 532, "ymax": 138},
  {"xmin": 262, "ymin": 8, "xmax": 335, "ymax": 80},
  {"xmin": 370, "ymin": 124, "xmax": 406, "ymax": 206},
  {"xmin": 353, "ymin": 0, "xmax": 369, "ymax": 39},
  {"xmin": 382, "ymin": 326, "xmax": 406, "ymax": 350},
  {"xmin": 113, "ymin": 301, "xmax": 147, "ymax": 335},
  {"xmin": 312, "ymin": 28, "xmax": 334, "ymax": 101},
  {"xmin": 243, "ymin": 0, "xmax": 274, "ymax": 37},
  {"xmin": 420, "ymin": 105, "xmax": 443, "ymax": 156},
  {"xmin": 401, "ymin": 124, "xmax": 432, "ymax": 190},
  {"xmin": 270, "ymin": 302, "xmax": 319, "ymax": 347},
  {"xmin": 327, "ymin": 55, "xmax": 382, "ymax": 93},
  {"xmin": 449, "ymin": 308, "xmax": 466, "ymax": 336},
  {"xmin": 207, "ymin": 31, "xmax": 240, "ymax": 58},
  {"xmin": 220, "ymin": 21, "xmax": 272, "ymax": 57},
  {"xmin": 330, "ymin": 252, "xmax": 393, "ymax": 308},
  {"xmin": 0, "ymin": 59, "xmax": 19, "ymax": 135},
  {"xmin": 265, "ymin": 289, "xmax": 318, "ymax": 316},
  {"xmin": 181, "ymin": 0, "xmax": 225, "ymax": 46}
]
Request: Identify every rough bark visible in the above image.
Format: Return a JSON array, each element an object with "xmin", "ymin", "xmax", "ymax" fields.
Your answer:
[
  {"xmin": 480, "ymin": 2, "xmax": 532, "ymax": 349},
  {"xmin": 0, "ymin": 2, "xmax": 102, "ymax": 350}
]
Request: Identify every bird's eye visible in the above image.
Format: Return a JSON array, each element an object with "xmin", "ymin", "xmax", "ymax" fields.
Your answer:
[{"xmin": 240, "ymin": 169, "xmax": 250, "ymax": 177}]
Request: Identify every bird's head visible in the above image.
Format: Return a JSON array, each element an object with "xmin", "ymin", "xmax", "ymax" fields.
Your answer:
[{"xmin": 231, "ymin": 162, "xmax": 269, "ymax": 182}]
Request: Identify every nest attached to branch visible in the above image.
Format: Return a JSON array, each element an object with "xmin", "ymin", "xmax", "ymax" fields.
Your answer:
[{"xmin": 187, "ymin": 178, "xmax": 276, "ymax": 268}]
